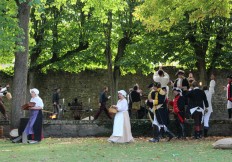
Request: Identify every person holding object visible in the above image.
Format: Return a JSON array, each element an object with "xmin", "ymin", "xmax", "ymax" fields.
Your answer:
[
  {"xmin": 0, "ymin": 84, "xmax": 10, "ymax": 120},
  {"xmin": 12, "ymin": 88, "xmax": 44, "ymax": 144},
  {"xmin": 153, "ymin": 66, "xmax": 170, "ymax": 98},
  {"xmin": 94, "ymin": 86, "xmax": 112, "ymax": 120},
  {"xmin": 108, "ymin": 90, "xmax": 134, "ymax": 143}
]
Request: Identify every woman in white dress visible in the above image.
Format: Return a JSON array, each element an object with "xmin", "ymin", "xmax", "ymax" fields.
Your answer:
[{"xmin": 108, "ymin": 90, "xmax": 134, "ymax": 143}]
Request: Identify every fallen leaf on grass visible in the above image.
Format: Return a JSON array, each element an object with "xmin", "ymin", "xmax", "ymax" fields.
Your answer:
[{"xmin": 1, "ymin": 150, "xmax": 12, "ymax": 152}]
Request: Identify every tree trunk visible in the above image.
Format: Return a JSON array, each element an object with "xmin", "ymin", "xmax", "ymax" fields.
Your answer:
[
  {"xmin": 187, "ymin": 22, "xmax": 210, "ymax": 86},
  {"xmin": 104, "ymin": 12, "xmax": 115, "ymax": 104},
  {"xmin": 11, "ymin": 0, "xmax": 30, "ymax": 128}
]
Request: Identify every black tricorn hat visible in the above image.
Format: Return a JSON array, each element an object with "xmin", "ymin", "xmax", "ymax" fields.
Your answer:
[
  {"xmin": 173, "ymin": 87, "xmax": 182, "ymax": 93},
  {"xmin": 147, "ymin": 83, "xmax": 154, "ymax": 88},
  {"xmin": 175, "ymin": 70, "xmax": 185, "ymax": 76},
  {"xmin": 154, "ymin": 82, "xmax": 161, "ymax": 88}
]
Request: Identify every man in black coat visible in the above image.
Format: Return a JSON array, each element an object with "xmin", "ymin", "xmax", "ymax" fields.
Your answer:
[
  {"xmin": 186, "ymin": 81, "xmax": 209, "ymax": 139},
  {"xmin": 94, "ymin": 86, "xmax": 112, "ymax": 120}
]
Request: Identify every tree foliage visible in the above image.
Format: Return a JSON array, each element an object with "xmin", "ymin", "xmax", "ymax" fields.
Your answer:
[{"xmin": 134, "ymin": 0, "xmax": 231, "ymax": 31}]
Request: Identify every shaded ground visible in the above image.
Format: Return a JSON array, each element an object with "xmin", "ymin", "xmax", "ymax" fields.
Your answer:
[{"xmin": 0, "ymin": 137, "xmax": 231, "ymax": 162}]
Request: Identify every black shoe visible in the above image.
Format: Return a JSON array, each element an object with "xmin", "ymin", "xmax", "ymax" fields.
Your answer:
[
  {"xmin": 166, "ymin": 130, "xmax": 175, "ymax": 141},
  {"xmin": 12, "ymin": 136, "xmax": 22, "ymax": 143}
]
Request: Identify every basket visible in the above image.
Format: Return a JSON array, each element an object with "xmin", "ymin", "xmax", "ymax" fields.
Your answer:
[
  {"xmin": 6, "ymin": 92, "xmax": 12, "ymax": 100},
  {"xmin": 21, "ymin": 102, "xmax": 36, "ymax": 110},
  {"xmin": 108, "ymin": 106, "xmax": 117, "ymax": 114}
]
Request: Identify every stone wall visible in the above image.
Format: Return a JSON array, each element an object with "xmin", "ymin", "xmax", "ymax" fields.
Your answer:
[
  {"xmin": 1, "ymin": 119, "xmax": 232, "ymax": 138},
  {"xmin": 0, "ymin": 68, "xmax": 232, "ymax": 120}
]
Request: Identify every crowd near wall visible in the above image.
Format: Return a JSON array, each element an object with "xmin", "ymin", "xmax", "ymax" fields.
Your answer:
[{"xmin": 0, "ymin": 67, "xmax": 231, "ymax": 120}]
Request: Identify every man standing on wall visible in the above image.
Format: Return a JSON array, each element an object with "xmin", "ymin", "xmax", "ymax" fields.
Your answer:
[{"xmin": 94, "ymin": 86, "xmax": 112, "ymax": 120}]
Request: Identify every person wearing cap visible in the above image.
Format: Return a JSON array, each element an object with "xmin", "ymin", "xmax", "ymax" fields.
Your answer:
[
  {"xmin": 108, "ymin": 90, "xmax": 134, "ymax": 143},
  {"xmin": 94, "ymin": 86, "xmax": 112, "ymax": 120},
  {"xmin": 173, "ymin": 70, "xmax": 190, "ymax": 117},
  {"xmin": 173, "ymin": 70, "xmax": 189, "ymax": 95},
  {"xmin": 153, "ymin": 66, "xmax": 170, "ymax": 98},
  {"xmin": 170, "ymin": 88, "xmax": 186, "ymax": 139},
  {"xmin": 185, "ymin": 81, "xmax": 208, "ymax": 139},
  {"xmin": 224, "ymin": 75, "xmax": 232, "ymax": 119},
  {"xmin": 147, "ymin": 82, "xmax": 175, "ymax": 143},
  {"xmin": 13, "ymin": 88, "xmax": 44, "ymax": 144}
]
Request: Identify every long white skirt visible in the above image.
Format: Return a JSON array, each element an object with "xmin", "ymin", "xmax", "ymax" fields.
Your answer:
[{"xmin": 108, "ymin": 111, "xmax": 134, "ymax": 143}]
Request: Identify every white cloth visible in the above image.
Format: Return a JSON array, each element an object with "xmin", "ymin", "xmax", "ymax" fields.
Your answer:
[
  {"xmin": 204, "ymin": 90, "xmax": 213, "ymax": 127},
  {"xmin": 116, "ymin": 98, "xmax": 128, "ymax": 112},
  {"xmin": 226, "ymin": 84, "xmax": 232, "ymax": 109},
  {"xmin": 108, "ymin": 111, "xmax": 134, "ymax": 143},
  {"xmin": 227, "ymin": 101, "xmax": 232, "ymax": 109},
  {"xmin": 209, "ymin": 80, "xmax": 216, "ymax": 94},
  {"xmin": 190, "ymin": 106, "xmax": 204, "ymax": 123},
  {"xmin": 177, "ymin": 78, "xmax": 182, "ymax": 88},
  {"xmin": 0, "ymin": 87, "xmax": 7, "ymax": 97},
  {"xmin": 204, "ymin": 112, "xmax": 211, "ymax": 127},
  {"xmin": 204, "ymin": 90, "xmax": 213, "ymax": 113},
  {"xmin": 30, "ymin": 88, "xmax": 39, "ymax": 95},
  {"xmin": 153, "ymin": 71, "xmax": 170, "ymax": 87},
  {"xmin": 112, "ymin": 99, "xmax": 128, "ymax": 136},
  {"xmin": 153, "ymin": 71, "xmax": 170, "ymax": 97},
  {"xmin": 30, "ymin": 96, "xmax": 44, "ymax": 109}
]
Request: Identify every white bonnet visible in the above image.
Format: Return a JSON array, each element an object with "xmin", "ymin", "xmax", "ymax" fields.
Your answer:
[
  {"xmin": 118, "ymin": 90, "xmax": 127, "ymax": 97},
  {"xmin": 30, "ymin": 88, "xmax": 39, "ymax": 95}
]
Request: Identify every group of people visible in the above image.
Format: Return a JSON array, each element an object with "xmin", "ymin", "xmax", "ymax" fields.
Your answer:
[
  {"xmin": 5, "ymin": 67, "xmax": 232, "ymax": 144},
  {"xmin": 105, "ymin": 68, "xmax": 232, "ymax": 144}
]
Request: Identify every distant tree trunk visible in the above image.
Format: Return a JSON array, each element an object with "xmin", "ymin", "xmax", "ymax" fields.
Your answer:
[
  {"xmin": 104, "ymin": 12, "xmax": 115, "ymax": 104},
  {"xmin": 187, "ymin": 22, "xmax": 210, "ymax": 86},
  {"xmin": 113, "ymin": 36, "xmax": 131, "ymax": 98},
  {"xmin": 11, "ymin": 0, "xmax": 31, "ymax": 128},
  {"xmin": 208, "ymin": 18, "xmax": 228, "ymax": 78}
]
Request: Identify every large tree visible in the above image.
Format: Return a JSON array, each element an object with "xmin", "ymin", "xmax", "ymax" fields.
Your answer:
[
  {"xmin": 11, "ymin": 0, "xmax": 31, "ymax": 128},
  {"xmin": 134, "ymin": 0, "xmax": 232, "ymax": 84}
]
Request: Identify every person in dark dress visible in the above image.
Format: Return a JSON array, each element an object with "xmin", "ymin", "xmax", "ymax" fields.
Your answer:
[
  {"xmin": 186, "ymin": 81, "xmax": 209, "ymax": 139},
  {"xmin": 94, "ymin": 86, "xmax": 112, "ymax": 120},
  {"xmin": 12, "ymin": 88, "xmax": 44, "ymax": 144}
]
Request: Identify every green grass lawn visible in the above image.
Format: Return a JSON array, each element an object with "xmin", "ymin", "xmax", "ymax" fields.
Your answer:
[{"xmin": 0, "ymin": 137, "xmax": 231, "ymax": 162}]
